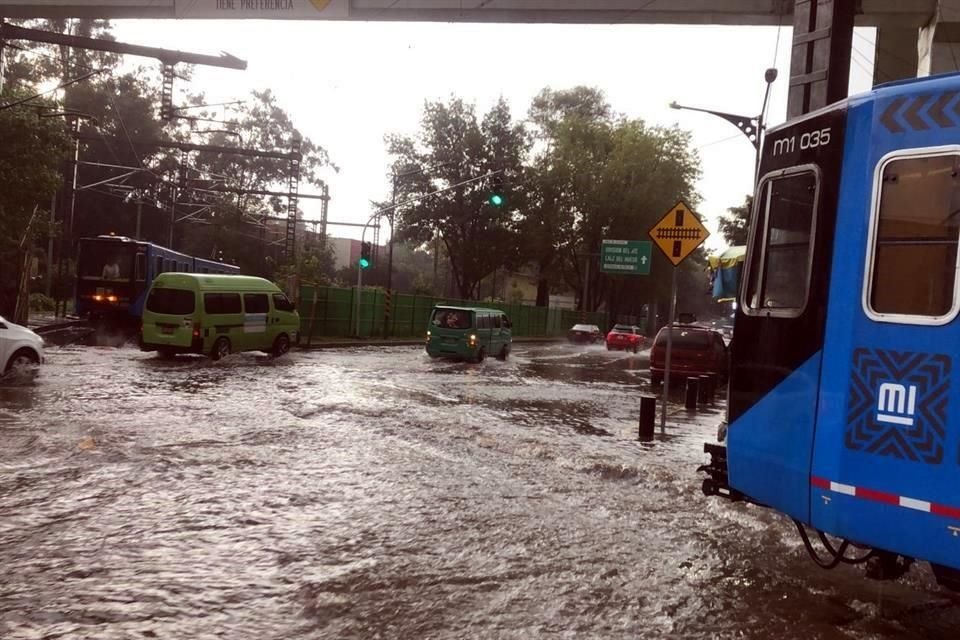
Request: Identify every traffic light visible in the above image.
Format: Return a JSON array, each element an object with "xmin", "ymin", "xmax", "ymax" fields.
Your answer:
[
  {"xmin": 488, "ymin": 173, "xmax": 505, "ymax": 207},
  {"xmin": 359, "ymin": 241, "xmax": 372, "ymax": 270}
]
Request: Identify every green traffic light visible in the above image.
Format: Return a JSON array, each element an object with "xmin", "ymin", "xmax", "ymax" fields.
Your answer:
[
  {"xmin": 489, "ymin": 194, "xmax": 504, "ymax": 207},
  {"xmin": 359, "ymin": 258, "xmax": 370, "ymax": 269}
]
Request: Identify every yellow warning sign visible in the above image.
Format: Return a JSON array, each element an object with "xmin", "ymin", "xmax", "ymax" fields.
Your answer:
[{"xmin": 648, "ymin": 201, "xmax": 710, "ymax": 266}]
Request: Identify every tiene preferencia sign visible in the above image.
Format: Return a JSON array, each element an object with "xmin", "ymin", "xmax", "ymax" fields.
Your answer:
[
  {"xmin": 175, "ymin": 0, "xmax": 348, "ymax": 18},
  {"xmin": 600, "ymin": 240, "xmax": 652, "ymax": 275}
]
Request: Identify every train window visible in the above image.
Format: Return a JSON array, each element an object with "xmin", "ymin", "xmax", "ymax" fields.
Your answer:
[
  {"xmin": 135, "ymin": 254, "xmax": 146, "ymax": 281},
  {"xmin": 744, "ymin": 168, "xmax": 818, "ymax": 315},
  {"xmin": 867, "ymin": 153, "xmax": 960, "ymax": 322}
]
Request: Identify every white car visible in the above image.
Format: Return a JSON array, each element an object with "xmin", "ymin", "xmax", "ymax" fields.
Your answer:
[{"xmin": 0, "ymin": 316, "xmax": 44, "ymax": 374}]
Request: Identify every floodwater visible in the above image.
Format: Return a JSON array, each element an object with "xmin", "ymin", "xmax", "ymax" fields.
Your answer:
[{"xmin": 0, "ymin": 343, "xmax": 957, "ymax": 639}]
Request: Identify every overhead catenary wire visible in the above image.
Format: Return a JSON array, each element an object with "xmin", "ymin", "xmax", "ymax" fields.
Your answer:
[{"xmin": 850, "ymin": 45, "xmax": 880, "ymax": 81}]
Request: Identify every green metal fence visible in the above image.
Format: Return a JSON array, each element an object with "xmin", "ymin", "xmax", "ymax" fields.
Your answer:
[{"xmin": 297, "ymin": 285, "xmax": 607, "ymax": 341}]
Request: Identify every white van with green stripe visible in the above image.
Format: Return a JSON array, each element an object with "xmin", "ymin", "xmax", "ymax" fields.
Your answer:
[{"xmin": 140, "ymin": 274, "xmax": 299, "ymax": 359}]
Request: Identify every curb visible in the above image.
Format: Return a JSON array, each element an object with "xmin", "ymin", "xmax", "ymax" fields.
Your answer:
[{"xmin": 295, "ymin": 336, "xmax": 564, "ymax": 350}]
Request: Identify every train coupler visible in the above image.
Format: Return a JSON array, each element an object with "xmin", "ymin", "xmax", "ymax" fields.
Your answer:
[{"xmin": 698, "ymin": 443, "xmax": 746, "ymax": 502}]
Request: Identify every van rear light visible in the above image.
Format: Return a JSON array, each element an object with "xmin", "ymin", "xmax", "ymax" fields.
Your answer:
[{"xmin": 193, "ymin": 322, "xmax": 201, "ymax": 338}]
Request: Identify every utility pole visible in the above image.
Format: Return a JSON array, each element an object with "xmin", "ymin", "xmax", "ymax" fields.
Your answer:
[
  {"xmin": 582, "ymin": 255, "xmax": 591, "ymax": 318},
  {"xmin": 54, "ymin": 115, "xmax": 82, "ymax": 317},
  {"xmin": 46, "ymin": 192, "xmax": 55, "ymax": 297},
  {"xmin": 0, "ymin": 33, "xmax": 5, "ymax": 93}
]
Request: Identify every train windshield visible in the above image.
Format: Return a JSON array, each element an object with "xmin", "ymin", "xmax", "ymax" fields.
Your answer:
[
  {"xmin": 78, "ymin": 242, "xmax": 135, "ymax": 281},
  {"xmin": 744, "ymin": 169, "xmax": 818, "ymax": 314}
]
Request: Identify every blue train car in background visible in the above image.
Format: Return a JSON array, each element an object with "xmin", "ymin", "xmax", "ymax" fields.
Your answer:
[
  {"xmin": 702, "ymin": 71, "xmax": 960, "ymax": 590},
  {"xmin": 75, "ymin": 235, "xmax": 239, "ymax": 323}
]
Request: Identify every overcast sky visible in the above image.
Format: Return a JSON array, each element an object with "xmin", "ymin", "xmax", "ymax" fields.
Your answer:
[{"xmin": 111, "ymin": 19, "xmax": 879, "ymax": 252}]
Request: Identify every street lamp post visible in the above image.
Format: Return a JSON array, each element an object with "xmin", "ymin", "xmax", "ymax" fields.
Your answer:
[{"xmin": 670, "ymin": 67, "xmax": 778, "ymax": 182}]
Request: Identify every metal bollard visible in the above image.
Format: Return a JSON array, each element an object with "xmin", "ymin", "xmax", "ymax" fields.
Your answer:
[
  {"xmin": 685, "ymin": 378, "xmax": 699, "ymax": 411},
  {"xmin": 639, "ymin": 395, "xmax": 656, "ymax": 441},
  {"xmin": 698, "ymin": 375, "xmax": 711, "ymax": 405}
]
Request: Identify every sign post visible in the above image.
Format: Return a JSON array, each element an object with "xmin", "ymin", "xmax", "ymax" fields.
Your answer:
[{"xmin": 649, "ymin": 201, "xmax": 710, "ymax": 434}]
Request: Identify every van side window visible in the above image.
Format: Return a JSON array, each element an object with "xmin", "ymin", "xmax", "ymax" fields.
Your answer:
[
  {"xmin": 744, "ymin": 168, "xmax": 818, "ymax": 315},
  {"xmin": 244, "ymin": 293, "xmax": 269, "ymax": 314},
  {"xmin": 493, "ymin": 314, "xmax": 501, "ymax": 329},
  {"xmin": 205, "ymin": 293, "xmax": 241, "ymax": 314},
  {"xmin": 272, "ymin": 293, "xmax": 295, "ymax": 312},
  {"xmin": 502, "ymin": 314, "xmax": 511, "ymax": 329},
  {"xmin": 221, "ymin": 293, "xmax": 241, "ymax": 313},
  {"xmin": 867, "ymin": 153, "xmax": 960, "ymax": 320}
]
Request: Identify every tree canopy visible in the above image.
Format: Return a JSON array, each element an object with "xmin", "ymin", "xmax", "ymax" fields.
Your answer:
[
  {"xmin": 386, "ymin": 87, "xmax": 705, "ymax": 323},
  {"xmin": 386, "ymin": 97, "xmax": 528, "ymax": 299},
  {"xmin": 718, "ymin": 194, "xmax": 752, "ymax": 247}
]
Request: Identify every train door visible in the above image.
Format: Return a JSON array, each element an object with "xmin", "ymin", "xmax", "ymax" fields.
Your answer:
[{"xmin": 726, "ymin": 105, "xmax": 847, "ymax": 521}]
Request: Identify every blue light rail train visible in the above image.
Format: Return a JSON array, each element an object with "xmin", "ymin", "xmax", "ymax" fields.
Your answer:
[
  {"xmin": 701, "ymin": 70, "xmax": 960, "ymax": 590},
  {"xmin": 75, "ymin": 235, "xmax": 239, "ymax": 324}
]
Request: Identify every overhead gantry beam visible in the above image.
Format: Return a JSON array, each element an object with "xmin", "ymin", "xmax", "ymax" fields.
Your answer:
[{"xmin": 0, "ymin": 1, "xmax": 940, "ymax": 28}]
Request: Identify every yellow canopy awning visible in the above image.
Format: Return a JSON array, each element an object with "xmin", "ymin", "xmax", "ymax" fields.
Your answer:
[{"xmin": 708, "ymin": 245, "xmax": 746, "ymax": 270}]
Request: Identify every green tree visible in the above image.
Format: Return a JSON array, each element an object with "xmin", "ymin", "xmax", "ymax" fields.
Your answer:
[
  {"xmin": 521, "ymin": 87, "xmax": 612, "ymax": 307},
  {"xmin": 718, "ymin": 194, "xmax": 752, "ymax": 246},
  {"xmin": 386, "ymin": 97, "xmax": 528, "ymax": 299},
  {"xmin": 0, "ymin": 90, "xmax": 71, "ymax": 317},
  {"xmin": 173, "ymin": 89, "xmax": 334, "ymax": 277},
  {"xmin": 528, "ymin": 88, "xmax": 701, "ymax": 317}
]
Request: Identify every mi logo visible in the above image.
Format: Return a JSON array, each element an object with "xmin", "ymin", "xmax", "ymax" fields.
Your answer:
[{"xmin": 877, "ymin": 383, "xmax": 918, "ymax": 427}]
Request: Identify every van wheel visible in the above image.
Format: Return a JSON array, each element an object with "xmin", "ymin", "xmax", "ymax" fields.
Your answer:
[
  {"xmin": 271, "ymin": 334, "xmax": 291, "ymax": 357},
  {"xmin": 496, "ymin": 345, "xmax": 510, "ymax": 361},
  {"xmin": 475, "ymin": 347, "xmax": 486, "ymax": 363},
  {"xmin": 211, "ymin": 337, "xmax": 231, "ymax": 361},
  {"xmin": 5, "ymin": 348, "xmax": 38, "ymax": 374}
]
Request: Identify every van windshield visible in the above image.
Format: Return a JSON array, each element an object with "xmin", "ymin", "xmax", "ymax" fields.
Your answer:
[
  {"xmin": 431, "ymin": 308, "xmax": 472, "ymax": 329},
  {"xmin": 147, "ymin": 288, "xmax": 195, "ymax": 315}
]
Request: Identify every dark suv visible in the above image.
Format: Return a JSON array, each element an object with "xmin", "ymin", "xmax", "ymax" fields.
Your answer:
[{"xmin": 649, "ymin": 325, "xmax": 728, "ymax": 386}]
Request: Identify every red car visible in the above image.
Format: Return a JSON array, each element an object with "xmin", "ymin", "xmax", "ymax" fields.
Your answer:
[
  {"xmin": 649, "ymin": 324, "xmax": 728, "ymax": 386},
  {"xmin": 605, "ymin": 324, "xmax": 645, "ymax": 353}
]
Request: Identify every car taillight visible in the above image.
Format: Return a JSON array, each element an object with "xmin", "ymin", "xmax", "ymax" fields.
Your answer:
[{"xmin": 193, "ymin": 322, "xmax": 201, "ymax": 338}]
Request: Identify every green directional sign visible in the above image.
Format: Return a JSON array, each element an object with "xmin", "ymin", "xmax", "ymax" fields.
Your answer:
[{"xmin": 600, "ymin": 239, "xmax": 652, "ymax": 275}]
